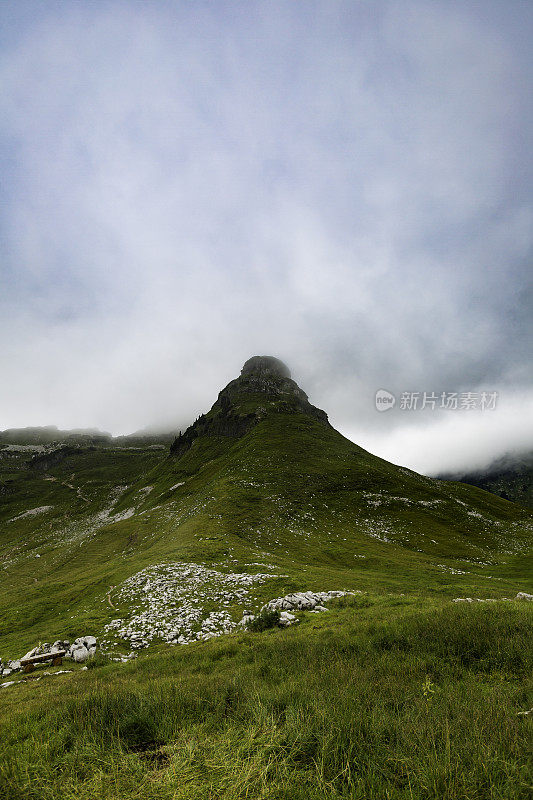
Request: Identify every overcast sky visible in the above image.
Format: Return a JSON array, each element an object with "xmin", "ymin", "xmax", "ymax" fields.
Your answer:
[{"xmin": 1, "ymin": 0, "xmax": 531, "ymax": 474}]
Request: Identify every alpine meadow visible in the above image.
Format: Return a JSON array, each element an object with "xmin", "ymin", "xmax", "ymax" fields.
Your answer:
[{"xmin": 1, "ymin": 2, "xmax": 532, "ymax": 799}]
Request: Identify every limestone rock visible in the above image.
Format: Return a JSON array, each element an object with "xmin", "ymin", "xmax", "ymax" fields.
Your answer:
[
  {"xmin": 22, "ymin": 646, "xmax": 40, "ymax": 661},
  {"xmin": 71, "ymin": 636, "xmax": 97, "ymax": 657},
  {"xmin": 72, "ymin": 646, "xmax": 89, "ymax": 663},
  {"xmin": 264, "ymin": 590, "xmax": 354, "ymax": 613},
  {"xmin": 278, "ymin": 612, "xmax": 298, "ymax": 627}
]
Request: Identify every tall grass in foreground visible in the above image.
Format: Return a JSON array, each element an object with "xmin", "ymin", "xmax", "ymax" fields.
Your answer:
[{"xmin": 0, "ymin": 602, "xmax": 531, "ymax": 799}]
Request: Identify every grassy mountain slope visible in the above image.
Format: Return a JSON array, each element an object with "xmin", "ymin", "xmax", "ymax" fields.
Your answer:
[
  {"xmin": 1, "ymin": 357, "xmax": 531, "ymax": 798},
  {"xmin": 1, "ymin": 358, "xmax": 531, "ymax": 658}
]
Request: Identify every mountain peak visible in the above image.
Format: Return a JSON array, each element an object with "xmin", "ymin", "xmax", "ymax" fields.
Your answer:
[{"xmin": 170, "ymin": 356, "xmax": 328, "ymax": 457}]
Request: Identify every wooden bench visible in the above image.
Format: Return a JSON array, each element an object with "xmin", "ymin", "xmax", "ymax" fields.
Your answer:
[{"xmin": 20, "ymin": 650, "xmax": 66, "ymax": 673}]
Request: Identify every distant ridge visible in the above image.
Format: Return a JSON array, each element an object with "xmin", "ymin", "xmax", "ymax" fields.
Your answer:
[
  {"xmin": 0, "ymin": 426, "xmax": 174, "ymax": 448},
  {"xmin": 438, "ymin": 450, "xmax": 533, "ymax": 509}
]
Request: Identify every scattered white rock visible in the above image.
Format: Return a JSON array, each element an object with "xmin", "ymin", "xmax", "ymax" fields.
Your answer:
[
  {"xmin": 111, "ymin": 508, "xmax": 135, "ymax": 522},
  {"xmin": 102, "ymin": 561, "xmax": 282, "ymax": 648},
  {"xmin": 8, "ymin": 506, "xmax": 53, "ymax": 522},
  {"xmin": 240, "ymin": 590, "xmax": 357, "ymax": 629},
  {"xmin": 453, "ymin": 591, "xmax": 533, "ymax": 603}
]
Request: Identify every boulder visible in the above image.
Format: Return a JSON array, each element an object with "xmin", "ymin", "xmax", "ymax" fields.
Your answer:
[
  {"xmin": 72, "ymin": 646, "xmax": 89, "ymax": 663},
  {"xmin": 278, "ymin": 612, "xmax": 298, "ymax": 627},
  {"xmin": 72, "ymin": 636, "xmax": 97, "ymax": 655},
  {"xmin": 22, "ymin": 646, "xmax": 39, "ymax": 661},
  {"xmin": 69, "ymin": 636, "xmax": 97, "ymax": 658},
  {"xmin": 516, "ymin": 592, "xmax": 533, "ymax": 601}
]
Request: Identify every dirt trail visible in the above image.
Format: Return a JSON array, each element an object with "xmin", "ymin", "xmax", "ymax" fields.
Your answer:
[{"xmin": 45, "ymin": 474, "xmax": 89, "ymax": 503}]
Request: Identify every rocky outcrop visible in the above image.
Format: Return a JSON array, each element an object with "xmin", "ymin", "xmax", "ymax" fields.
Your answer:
[
  {"xmin": 170, "ymin": 411, "xmax": 257, "ymax": 457},
  {"xmin": 240, "ymin": 590, "xmax": 357, "ymax": 628},
  {"xmin": 28, "ymin": 445, "xmax": 80, "ymax": 472},
  {"xmin": 1, "ymin": 636, "xmax": 98, "ymax": 679},
  {"xmin": 264, "ymin": 590, "xmax": 356, "ymax": 611},
  {"xmin": 69, "ymin": 636, "xmax": 97, "ymax": 662}
]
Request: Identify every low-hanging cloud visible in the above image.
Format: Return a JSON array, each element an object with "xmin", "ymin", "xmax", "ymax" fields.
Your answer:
[{"xmin": 0, "ymin": 0, "xmax": 531, "ymax": 475}]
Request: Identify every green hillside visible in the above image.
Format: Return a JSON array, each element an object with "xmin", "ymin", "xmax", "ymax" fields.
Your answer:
[{"xmin": 1, "ymin": 357, "xmax": 531, "ymax": 798}]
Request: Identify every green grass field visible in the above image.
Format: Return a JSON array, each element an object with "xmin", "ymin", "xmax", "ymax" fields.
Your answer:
[{"xmin": 1, "ymin": 597, "xmax": 531, "ymax": 799}]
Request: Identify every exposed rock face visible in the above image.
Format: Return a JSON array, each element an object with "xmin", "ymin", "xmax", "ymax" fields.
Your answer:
[
  {"xmin": 28, "ymin": 445, "xmax": 80, "ymax": 472},
  {"xmin": 234, "ymin": 355, "xmax": 308, "ymax": 403},
  {"xmin": 170, "ymin": 355, "xmax": 329, "ymax": 457},
  {"xmin": 241, "ymin": 355, "xmax": 291, "ymax": 380}
]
